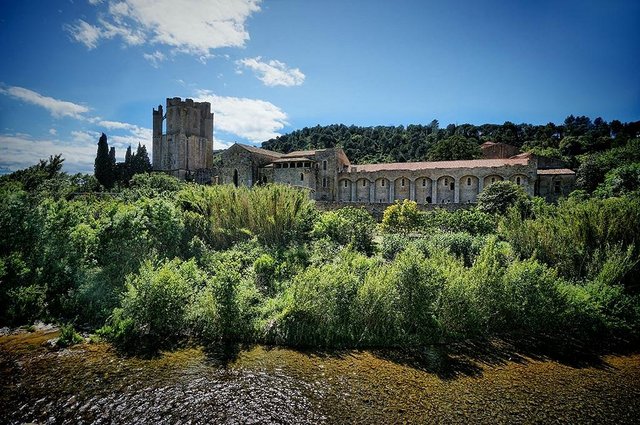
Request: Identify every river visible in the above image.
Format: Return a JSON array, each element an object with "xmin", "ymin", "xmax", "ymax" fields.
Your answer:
[{"xmin": 1, "ymin": 328, "xmax": 639, "ymax": 424}]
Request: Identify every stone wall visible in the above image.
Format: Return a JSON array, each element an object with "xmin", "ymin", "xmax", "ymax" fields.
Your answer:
[{"xmin": 315, "ymin": 201, "xmax": 472, "ymax": 220}]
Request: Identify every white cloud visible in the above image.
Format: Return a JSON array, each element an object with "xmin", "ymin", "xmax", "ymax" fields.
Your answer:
[
  {"xmin": 195, "ymin": 90, "xmax": 288, "ymax": 142},
  {"xmin": 237, "ymin": 57, "xmax": 305, "ymax": 87},
  {"xmin": 0, "ymin": 133, "xmax": 98, "ymax": 174},
  {"xmin": 143, "ymin": 50, "xmax": 166, "ymax": 67},
  {"xmin": 0, "ymin": 85, "xmax": 90, "ymax": 119},
  {"xmin": 0, "ymin": 85, "xmax": 152, "ymax": 173},
  {"xmin": 65, "ymin": 19, "xmax": 102, "ymax": 49},
  {"xmin": 67, "ymin": 0, "xmax": 262, "ymax": 57}
]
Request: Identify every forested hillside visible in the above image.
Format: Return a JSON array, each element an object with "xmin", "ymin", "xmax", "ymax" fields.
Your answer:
[{"xmin": 262, "ymin": 116, "xmax": 639, "ymax": 164}]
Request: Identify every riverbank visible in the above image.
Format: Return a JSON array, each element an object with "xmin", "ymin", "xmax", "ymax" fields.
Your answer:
[{"xmin": 2, "ymin": 328, "xmax": 639, "ymax": 424}]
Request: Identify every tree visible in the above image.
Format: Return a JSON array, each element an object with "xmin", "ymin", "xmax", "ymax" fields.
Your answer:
[
  {"xmin": 132, "ymin": 143, "xmax": 152, "ymax": 175},
  {"xmin": 477, "ymin": 180, "xmax": 532, "ymax": 216},
  {"xmin": 427, "ymin": 135, "xmax": 481, "ymax": 161},
  {"xmin": 381, "ymin": 200, "xmax": 422, "ymax": 234},
  {"xmin": 594, "ymin": 163, "xmax": 640, "ymax": 198},
  {"xmin": 94, "ymin": 133, "xmax": 115, "ymax": 189}
]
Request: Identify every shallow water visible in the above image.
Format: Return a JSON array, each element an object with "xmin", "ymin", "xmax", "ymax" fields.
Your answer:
[{"xmin": 1, "ymin": 329, "xmax": 639, "ymax": 424}]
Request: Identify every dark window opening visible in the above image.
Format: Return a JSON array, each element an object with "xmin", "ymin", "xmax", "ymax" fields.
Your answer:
[
  {"xmin": 422, "ymin": 178, "xmax": 426, "ymax": 187},
  {"xmin": 426, "ymin": 196, "xmax": 432, "ymax": 203},
  {"xmin": 450, "ymin": 182, "xmax": 455, "ymax": 190},
  {"xmin": 554, "ymin": 180, "xmax": 561, "ymax": 194},
  {"xmin": 300, "ymin": 173, "xmax": 304, "ymax": 182},
  {"xmin": 516, "ymin": 176, "xmax": 521, "ymax": 185},
  {"xmin": 344, "ymin": 180, "xmax": 348, "ymax": 188},
  {"xmin": 323, "ymin": 161, "xmax": 327, "ymax": 171},
  {"xmin": 322, "ymin": 177, "xmax": 327, "ymax": 188},
  {"xmin": 362, "ymin": 180, "xmax": 366, "ymax": 187},
  {"xmin": 381, "ymin": 180, "xmax": 385, "ymax": 187},
  {"xmin": 467, "ymin": 177, "xmax": 471, "ymax": 186},
  {"xmin": 401, "ymin": 178, "xmax": 405, "ymax": 187},
  {"xmin": 233, "ymin": 169, "xmax": 238, "ymax": 187}
]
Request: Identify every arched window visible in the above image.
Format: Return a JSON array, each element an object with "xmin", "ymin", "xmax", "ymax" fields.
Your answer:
[
  {"xmin": 233, "ymin": 169, "xmax": 238, "ymax": 187},
  {"xmin": 516, "ymin": 176, "xmax": 521, "ymax": 185},
  {"xmin": 300, "ymin": 173, "xmax": 304, "ymax": 182},
  {"xmin": 467, "ymin": 177, "xmax": 471, "ymax": 186}
]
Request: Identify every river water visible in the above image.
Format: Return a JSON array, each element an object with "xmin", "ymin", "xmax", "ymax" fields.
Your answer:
[{"xmin": 1, "ymin": 329, "xmax": 639, "ymax": 424}]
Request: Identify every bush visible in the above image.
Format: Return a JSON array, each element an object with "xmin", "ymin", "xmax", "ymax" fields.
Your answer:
[
  {"xmin": 477, "ymin": 180, "xmax": 532, "ymax": 216},
  {"xmin": 58, "ymin": 323, "xmax": 83, "ymax": 347},
  {"xmin": 381, "ymin": 200, "xmax": 422, "ymax": 234},
  {"xmin": 312, "ymin": 207, "xmax": 376, "ymax": 254},
  {"xmin": 104, "ymin": 259, "xmax": 205, "ymax": 351}
]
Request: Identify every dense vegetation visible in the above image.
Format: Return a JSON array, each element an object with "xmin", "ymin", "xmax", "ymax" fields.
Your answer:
[{"xmin": 1, "ymin": 150, "xmax": 639, "ymax": 353}]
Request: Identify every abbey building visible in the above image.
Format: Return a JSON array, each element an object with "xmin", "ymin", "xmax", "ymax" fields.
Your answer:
[{"xmin": 151, "ymin": 98, "xmax": 575, "ymax": 202}]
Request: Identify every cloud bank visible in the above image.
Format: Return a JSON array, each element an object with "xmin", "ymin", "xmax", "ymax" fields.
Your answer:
[{"xmin": 66, "ymin": 0, "xmax": 262, "ymax": 56}]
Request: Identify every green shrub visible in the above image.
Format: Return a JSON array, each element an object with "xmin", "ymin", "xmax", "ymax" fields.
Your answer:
[
  {"xmin": 58, "ymin": 323, "xmax": 83, "ymax": 347},
  {"xmin": 477, "ymin": 180, "xmax": 532, "ymax": 216},
  {"xmin": 312, "ymin": 207, "xmax": 376, "ymax": 254},
  {"xmin": 381, "ymin": 200, "xmax": 422, "ymax": 234}
]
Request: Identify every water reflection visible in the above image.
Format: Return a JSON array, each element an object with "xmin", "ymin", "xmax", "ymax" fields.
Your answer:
[{"xmin": 1, "ymin": 330, "xmax": 639, "ymax": 424}]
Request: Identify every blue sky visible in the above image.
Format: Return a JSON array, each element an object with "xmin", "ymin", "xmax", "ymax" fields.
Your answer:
[{"xmin": 1, "ymin": 0, "xmax": 638, "ymax": 173}]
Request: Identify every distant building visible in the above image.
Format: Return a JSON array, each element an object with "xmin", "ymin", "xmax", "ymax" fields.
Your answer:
[
  {"xmin": 149, "ymin": 99, "xmax": 575, "ymax": 202},
  {"xmin": 152, "ymin": 97, "xmax": 214, "ymax": 181},
  {"xmin": 218, "ymin": 143, "xmax": 575, "ymax": 203}
]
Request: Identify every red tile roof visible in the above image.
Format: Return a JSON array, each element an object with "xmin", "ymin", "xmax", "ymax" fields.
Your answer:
[
  {"xmin": 537, "ymin": 168, "xmax": 575, "ymax": 175},
  {"xmin": 236, "ymin": 143, "xmax": 283, "ymax": 157},
  {"xmin": 283, "ymin": 149, "xmax": 324, "ymax": 157},
  {"xmin": 350, "ymin": 157, "xmax": 531, "ymax": 172}
]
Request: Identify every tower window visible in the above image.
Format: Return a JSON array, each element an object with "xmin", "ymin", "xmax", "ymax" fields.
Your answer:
[{"xmin": 467, "ymin": 177, "xmax": 471, "ymax": 186}]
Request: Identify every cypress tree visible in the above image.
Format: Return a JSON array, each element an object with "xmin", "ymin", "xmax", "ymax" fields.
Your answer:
[
  {"xmin": 133, "ymin": 143, "xmax": 152, "ymax": 174},
  {"xmin": 94, "ymin": 133, "xmax": 115, "ymax": 189}
]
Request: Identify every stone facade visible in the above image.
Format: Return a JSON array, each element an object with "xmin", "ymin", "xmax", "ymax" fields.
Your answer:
[
  {"xmin": 152, "ymin": 98, "xmax": 214, "ymax": 180},
  {"xmin": 217, "ymin": 143, "xmax": 575, "ymax": 203}
]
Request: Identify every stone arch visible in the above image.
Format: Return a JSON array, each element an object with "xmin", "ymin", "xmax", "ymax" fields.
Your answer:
[
  {"xmin": 483, "ymin": 174, "xmax": 504, "ymax": 188},
  {"xmin": 415, "ymin": 176, "xmax": 433, "ymax": 204},
  {"xmin": 393, "ymin": 176, "xmax": 410, "ymax": 201},
  {"xmin": 338, "ymin": 179, "xmax": 352, "ymax": 202},
  {"xmin": 460, "ymin": 175, "xmax": 479, "ymax": 203},
  {"xmin": 509, "ymin": 174, "xmax": 528, "ymax": 190},
  {"xmin": 374, "ymin": 177, "xmax": 390, "ymax": 203},
  {"xmin": 356, "ymin": 178, "xmax": 372, "ymax": 202},
  {"xmin": 436, "ymin": 175, "xmax": 455, "ymax": 203}
]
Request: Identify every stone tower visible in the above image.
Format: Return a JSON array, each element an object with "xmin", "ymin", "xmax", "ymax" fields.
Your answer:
[{"xmin": 152, "ymin": 97, "xmax": 214, "ymax": 179}]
